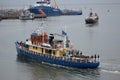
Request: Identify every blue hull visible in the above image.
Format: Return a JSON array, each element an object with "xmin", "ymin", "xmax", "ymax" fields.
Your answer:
[
  {"xmin": 29, "ymin": 6, "xmax": 61, "ymax": 16},
  {"xmin": 15, "ymin": 42, "xmax": 100, "ymax": 68}
]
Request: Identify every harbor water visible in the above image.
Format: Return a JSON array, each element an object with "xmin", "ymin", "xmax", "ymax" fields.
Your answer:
[{"xmin": 0, "ymin": 0, "xmax": 120, "ymax": 80}]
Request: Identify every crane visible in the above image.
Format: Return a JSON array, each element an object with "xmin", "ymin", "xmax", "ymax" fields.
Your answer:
[{"xmin": 53, "ymin": 0, "xmax": 58, "ymax": 9}]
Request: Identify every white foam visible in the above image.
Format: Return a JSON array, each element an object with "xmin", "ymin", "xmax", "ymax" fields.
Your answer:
[{"xmin": 101, "ymin": 69, "xmax": 120, "ymax": 74}]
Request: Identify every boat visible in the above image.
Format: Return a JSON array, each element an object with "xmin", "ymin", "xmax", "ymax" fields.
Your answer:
[
  {"xmin": 28, "ymin": 0, "xmax": 82, "ymax": 16},
  {"xmin": 19, "ymin": 9, "xmax": 35, "ymax": 20},
  {"xmin": 15, "ymin": 27, "xmax": 100, "ymax": 68},
  {"xmin": 28, "ymin": 0, "xmax": 62, "ymax": 16},
  {"xmin": 85, "ymin": 12, "xmax": 99, "ymax": 24}
]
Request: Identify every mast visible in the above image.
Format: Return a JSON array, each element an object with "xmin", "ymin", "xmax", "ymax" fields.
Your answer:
[
  {"xmin": 63, "ymin": 26, "xmax": 67, "ymax": 49},
  {"xmin": 63, "ymin": 35, "xmax": 67, "ymax": 49},
  {"xmin": 39, "ymin": 22, "xmax": 44, "ymax": 43}
]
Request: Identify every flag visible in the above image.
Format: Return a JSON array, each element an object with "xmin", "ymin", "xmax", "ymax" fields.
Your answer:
[{"xmin": 62, "ymin": 30, "xmax": 67, "ymax": 36}]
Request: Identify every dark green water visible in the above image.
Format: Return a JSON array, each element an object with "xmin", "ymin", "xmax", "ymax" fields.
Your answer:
[{"xmin": 0, "ymin": 0, "xmax": 120, "ymax": 80}]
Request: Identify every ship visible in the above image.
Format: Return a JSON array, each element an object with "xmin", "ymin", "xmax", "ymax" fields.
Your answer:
[
  {"xmin": 29, "ymin": 0, "xmax": 61, "ymax": 16},
  {"xmin": 85, "ymin": 12, "xmax": 99, "ymax": 24},
  {"xmin": 15, "ymin": 27, "xmax": 100, "ymax": 68},
  {"xmin": 28, "ymin": 0, "xmax": 82, "ymax": 16}
]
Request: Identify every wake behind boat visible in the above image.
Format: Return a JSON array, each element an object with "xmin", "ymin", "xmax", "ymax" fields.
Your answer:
[{"xmin": 15, "ymin": 27, "xmax": 100, "ymax": 68}]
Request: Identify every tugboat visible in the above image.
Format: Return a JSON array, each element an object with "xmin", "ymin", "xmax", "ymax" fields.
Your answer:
[
  {"xmin": 85, "ymin": 12, "xmax": 99, "ymax": 24},
  {"xmin": 29, "ymin": 0, "xmax": 61, "ymax": 16},
  {"xmin": 19, "ymin": 9, "xmax": 35, "ymax": 20},
  {"xmin": 15, "ymin": 27, "xmax": 100, "ymax": 68}
]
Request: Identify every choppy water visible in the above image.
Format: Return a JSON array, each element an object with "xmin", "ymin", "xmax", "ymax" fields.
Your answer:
[{"xmin": 0, "ymin": 0, "xmax": 120, "ymax": 80}]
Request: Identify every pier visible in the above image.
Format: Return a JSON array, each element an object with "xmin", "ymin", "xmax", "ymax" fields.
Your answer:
[
  {"xmin": 0, "ymin": 8, "xmax": 82, "ymax": 20},
  {"xmin": 0, "ymin": 9, "xmax": 46, "ymax": 20}
]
